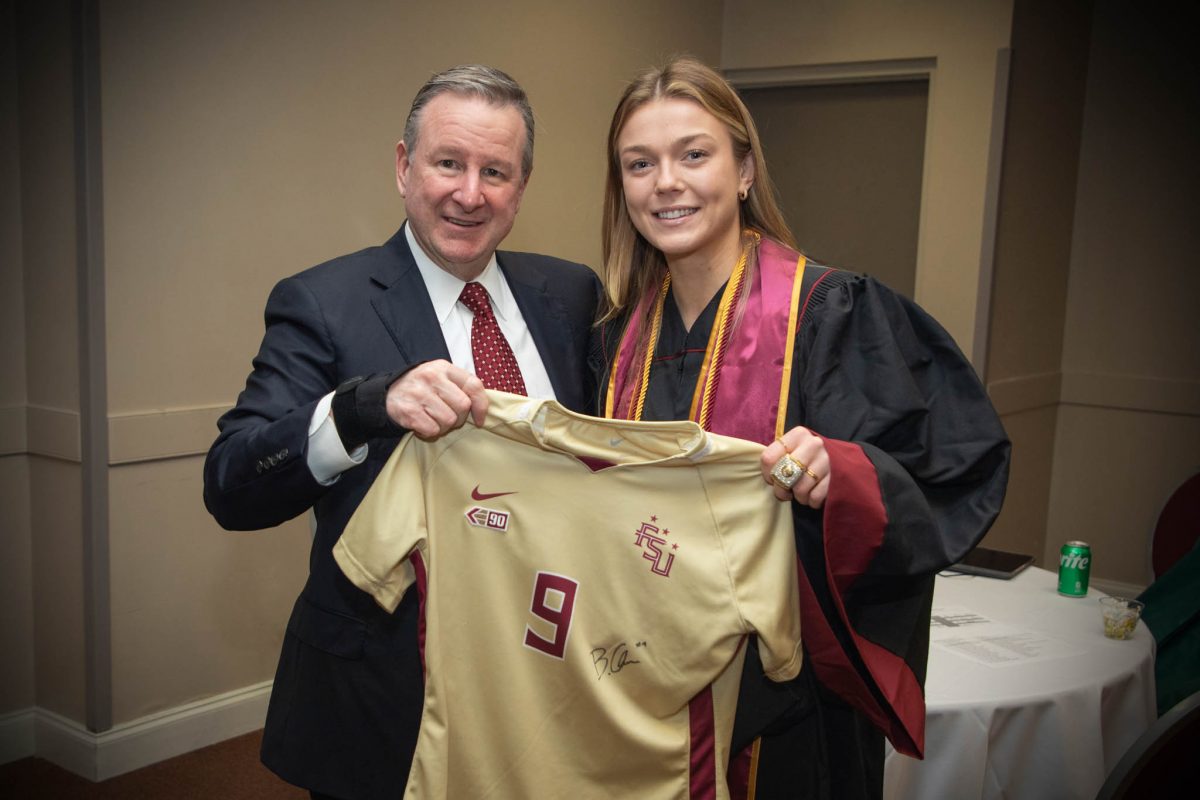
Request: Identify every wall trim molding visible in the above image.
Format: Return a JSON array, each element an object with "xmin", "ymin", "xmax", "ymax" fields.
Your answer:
[
  {"xmin": 0, "ymin": 708, "xmax": 36, "ymax": 765},
  {"xmin": 108, "ymin": 405, "xmax": 228, "ymax": 465},
  {"xmin": 1060, "ymin": 371, "xmax": 1200, "ymax": 416},
  {"xmin": 0, "ymin": 681, "xmax": 271, "ymax": 780},
  {"xmin": 972, "ymin": 47, "xmax": 1011, "ymax": 377},
  {"xmin": 25, "ymin": 405, "xmax": 81, "ymax": 462},
  {"xmin": 11, "ymin": 403, "xmax": 231, "ymax": 464},
  {"xmin": 724, "ymin": 57, "xmax": 937, "ymax": 88},
  {"xmin": 1089, "ymin": 577, "xmax": 1147, "ymax": 600},
  {"xmin": 988, "ymin": 371, "xmax": 1062, "ymax": 416},
  {"xmin": 0, "ymin": 405, "xmax": 28, "ymax": 456},
  {"xmin": 990, "ymin": 370, "xmax": 1200, "ymax": 417},
  {"xmin": 10, "ymin": 371, "xmax": 1197, "ymax": 464},
  {"xmin": 76, "ymin": 0, "xmax": 113, "ymax": 733}
]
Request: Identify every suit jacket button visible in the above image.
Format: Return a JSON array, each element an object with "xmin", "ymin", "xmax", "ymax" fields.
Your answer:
[
  {"xmin": 256, "ymin": 460, "xmax": 265, "ymax": 473},
  {"xmin": 280, "ymin": 448, "xmax": 289, "ymax": 459}
]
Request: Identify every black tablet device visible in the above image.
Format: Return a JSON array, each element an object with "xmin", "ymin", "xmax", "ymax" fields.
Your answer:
[{"xmin": 946, "ymin": 545, "xmax": 1035, "ymax": 579}]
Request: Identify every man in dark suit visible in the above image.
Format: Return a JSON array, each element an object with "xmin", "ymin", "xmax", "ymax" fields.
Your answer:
[{"xmin": 203, "ymin": 65, "xmax": 601, "ymax": 800}]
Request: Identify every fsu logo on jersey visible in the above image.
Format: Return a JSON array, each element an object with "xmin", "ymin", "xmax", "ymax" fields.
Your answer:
[
  {"xmin": 633, "ymin": 515, "xmax": 677, "ymax": 577},
  {"xmin": 465, "ymin": 506, "xmax": 510, "ymax": 533}
]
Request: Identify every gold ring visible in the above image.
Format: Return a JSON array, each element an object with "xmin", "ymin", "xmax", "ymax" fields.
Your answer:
[
  {"xmin": 804, "ymin": 466, "xmax": 822, "ymax": 482},
  {"xmin": 771, "ymin": 454, "xmax": 804, "ymax": 489}
]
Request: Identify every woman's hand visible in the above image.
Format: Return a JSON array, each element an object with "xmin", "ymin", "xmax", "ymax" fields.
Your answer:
[{"xmin": 761, "ymin": 426, "xmax": 830, "ymax": 509}]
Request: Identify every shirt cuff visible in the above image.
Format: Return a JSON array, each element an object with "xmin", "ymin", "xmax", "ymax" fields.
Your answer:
[{"xmin": 307, "ymin": 392, "xmax": 368, "ymax": 485}]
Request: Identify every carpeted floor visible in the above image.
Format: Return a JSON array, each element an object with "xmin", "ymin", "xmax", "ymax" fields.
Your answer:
[{"xmin": 0, "ymin": 729, "xmax": 306, "ymax": 799}]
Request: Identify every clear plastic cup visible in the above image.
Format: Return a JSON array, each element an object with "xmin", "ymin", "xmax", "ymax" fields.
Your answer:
[{"xmin": 1099, "ymin": 596, "xmax": 1144, "ymax": 640}]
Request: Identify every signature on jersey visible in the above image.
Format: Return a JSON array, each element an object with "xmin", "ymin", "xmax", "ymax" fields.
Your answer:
[{"xmin": 590, "ymin": 641, "xmax": 645, "ymax": 680}]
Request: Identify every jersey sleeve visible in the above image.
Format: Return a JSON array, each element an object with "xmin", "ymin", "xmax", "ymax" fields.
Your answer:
[
  {"xmin": 783, "ymin": 273, "xmax": 1011, "ymax": 757},
  {"xmin": 333, "ymin": 433, "xmax": 429, "ymax": 613},
  {"xmin": 709, "ymin": 463, "xmax": 804, "ymax": 684}
]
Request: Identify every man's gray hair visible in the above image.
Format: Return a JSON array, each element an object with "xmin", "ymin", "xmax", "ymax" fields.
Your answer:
[{"xmin": 403, "ymin": 65, "xmax": 535, "ymax": 178}]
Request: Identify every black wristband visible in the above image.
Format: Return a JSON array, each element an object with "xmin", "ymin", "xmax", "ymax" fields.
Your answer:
[{"xmin": 331, "ymin": 371, "xmax": 406, "ymax": 450}]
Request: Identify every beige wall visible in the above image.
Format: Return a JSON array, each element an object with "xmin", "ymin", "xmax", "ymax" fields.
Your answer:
[
  {"xmin": 90, "ymin": 0, "xmax": 721, "ymax": 726},
  {"xmin": 1048, "ymin": 2, "xmax": 1200, "ymax": 583},
  {"xmin": 986, "ymin": 0, "xmax": 1199, "ymax": 585},
  {"xmin": 29, "ymin": 459, "xmax": 86, "ymax": 722},
  {"xmin": 722, "ymin": 0, "xmax": 1014, "ymax": 360},
  {"xmin": 740, "ymin": 80, "xmax": 928, "ymax": 298},
  {"xmin": 10, "ymin": 0, "xmax": 88, "ymax": 724},
  {"xmin": 16, "ymin": 2, "xmax": 79, "ymax": 414},
  {"xmin": 0, "ymin": 0, "xmax": 25, "ymax": 419},
  {"xmin": 7, "ymin": 0, "xmax": 1196, "ymax": 758},
  {"xmin": 0, "ymin": 0, "xmax": 35, "ymax": 716},
  {"xmin": 0, "ymin": 460, "xmax": 34, "ymax": 714},
  {"xmin": 109, "ymin": 460, "xmax": 310, "ymax": 721},
  {"xmin": 1049, "ymin": 409, "xmax": 1200, "ymax": 583},
  {"xmin": 100, "ymin": 0, "xmax": 721, "ymax": 433},
  {"xmin": 981, "ymin": 1, "xmax": 1091, "ymax": 565}
]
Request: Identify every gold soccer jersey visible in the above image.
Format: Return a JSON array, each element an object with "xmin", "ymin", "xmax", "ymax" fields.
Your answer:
[{"xmin": 334, "ymin": 391, "xmax": 802, "ymax": 799}]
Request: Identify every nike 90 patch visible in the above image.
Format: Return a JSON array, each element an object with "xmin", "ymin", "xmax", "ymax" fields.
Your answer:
[{"xmin": 465, "ymin": 506, "xmax": 510, "ymax": 533}]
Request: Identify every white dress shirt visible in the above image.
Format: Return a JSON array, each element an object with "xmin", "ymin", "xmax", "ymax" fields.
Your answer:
[{"xmin": 305, "ymin": 224, "xmax": 558, "ymax": 484}]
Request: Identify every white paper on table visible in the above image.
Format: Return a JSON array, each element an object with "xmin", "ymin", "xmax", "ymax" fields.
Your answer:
[{"xmin": 930, "ymin": 605, "xmax": 1086, "ymax": 667}]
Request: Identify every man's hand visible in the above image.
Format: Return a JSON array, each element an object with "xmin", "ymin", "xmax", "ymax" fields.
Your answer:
[{"xmin": 386, "ymin": 360, "xmax": 489, "ymax": 439}]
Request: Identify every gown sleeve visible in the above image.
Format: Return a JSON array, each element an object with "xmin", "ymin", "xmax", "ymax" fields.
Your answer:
[{"xmin": 781, "ymin": 270, "xmax": 1011, "ymax": 757}]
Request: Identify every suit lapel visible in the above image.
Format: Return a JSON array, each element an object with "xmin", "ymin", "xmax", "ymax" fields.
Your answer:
[
  {"xmin": 370, "ymin": 228, "xmax": 452, "ymax": 366},
  {"xmin": 368, "ymin": 234, "xmax": 585, "ymax": 404},
  {"xmin": 499, "ymin": 254, "xmax": 580, "ymax": 404}
]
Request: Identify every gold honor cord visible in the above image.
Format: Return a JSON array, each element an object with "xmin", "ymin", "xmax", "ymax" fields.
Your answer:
[
  {"xmin": 691, "ymin": 235, "xmax": 753, "ymax": 429},
  {"xmin": 689, "ymin": 232, "xmax": 757, "ymax": 429},
  {"xmin": 610, "ymin": 231, "xmax": 761, "ymax": 428},
  {"xmin": 603, "ymin": 275, "xmax": 668, "ymax": 421},
  {"xmin": 610, "ymin": 238, "xmax": 802, "ymax": 800},
  {"xmin": 774, "ymin": 254, "xmax": 807, "ymax": 439},
  {"xmin": 629, "ymin": 273, "xmax": 671, "ymax": 422},
  {"xmin": 746, "ymin": 736, "xmax": 762, "ymax": 799}
]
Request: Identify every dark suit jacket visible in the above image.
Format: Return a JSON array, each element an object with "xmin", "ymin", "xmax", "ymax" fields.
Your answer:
[{"xmin": 203, "ymin": 226, "xmax": 601, "ymax": 800}]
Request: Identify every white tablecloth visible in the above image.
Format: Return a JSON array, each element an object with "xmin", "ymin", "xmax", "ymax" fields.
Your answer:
[{"xmin": 883, "ymin": 567, "xmax": 1156, "ymax": 800}]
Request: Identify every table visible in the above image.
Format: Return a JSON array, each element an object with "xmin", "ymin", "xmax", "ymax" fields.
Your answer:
[{"xmin": 883, "ymin": 567, "xmax": 1157, "ymax": 800}]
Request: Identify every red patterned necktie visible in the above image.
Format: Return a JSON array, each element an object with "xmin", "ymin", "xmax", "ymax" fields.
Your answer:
[{"xmin": 459, "ymin": 282, "xmax": 527, "ymax": 396}]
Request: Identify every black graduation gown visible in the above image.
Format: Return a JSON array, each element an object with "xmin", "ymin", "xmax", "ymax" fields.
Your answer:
[{"xmin": 591, "ymin": 266, "xmax": 1010, "ymax": 799}]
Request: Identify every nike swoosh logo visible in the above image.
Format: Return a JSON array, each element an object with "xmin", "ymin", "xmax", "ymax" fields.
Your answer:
[{"xmin": 472, "ymin": 485, "xmax": 517, "ymax": 501}]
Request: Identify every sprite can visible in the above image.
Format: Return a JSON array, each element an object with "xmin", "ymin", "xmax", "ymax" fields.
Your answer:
[{"xmin": 1058, "ymin": 541, "xmax": 1091, "ymax": 597}]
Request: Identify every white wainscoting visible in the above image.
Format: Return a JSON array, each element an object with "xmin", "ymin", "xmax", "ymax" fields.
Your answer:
[{"xmin": 0, "ymin": 680, "xmax": 271, "ymax": 782}]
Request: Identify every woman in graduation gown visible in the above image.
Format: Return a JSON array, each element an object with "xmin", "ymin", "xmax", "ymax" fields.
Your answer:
[{"xmin": 591, "ymin": 57, "xmax": 1010, "ymax": 799}]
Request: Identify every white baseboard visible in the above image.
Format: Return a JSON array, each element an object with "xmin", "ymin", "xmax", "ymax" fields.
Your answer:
[
  {"xmin": 0, "ymin": 708, "xmax": 36, "ymax": 764},
  {"xmin": 2, "ymin": 680, "xmax": 272, "ymax": 782},
  {"xmin": 1090, "ymin": 577, "xmax": 1147, "ymax": 599}
]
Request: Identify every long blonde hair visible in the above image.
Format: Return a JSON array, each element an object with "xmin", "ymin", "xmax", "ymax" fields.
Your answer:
[{"xmin": 600, "ymin": 56, "xmax": 796, "ymax": 321}]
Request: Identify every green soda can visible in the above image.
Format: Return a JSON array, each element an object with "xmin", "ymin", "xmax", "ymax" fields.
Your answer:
[{"xmin": 1057, "ymin": 541, "xmax": 1092, "ymax": 597}]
